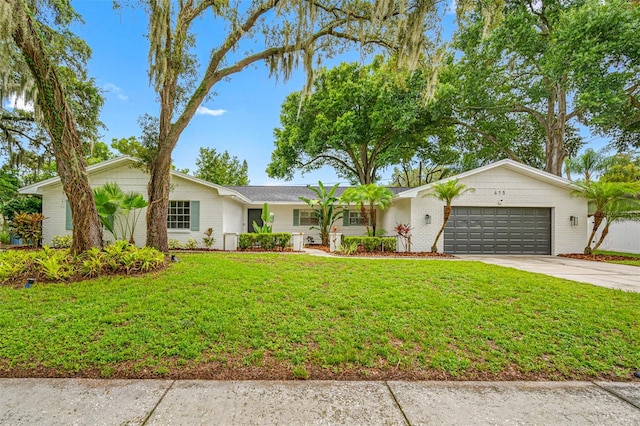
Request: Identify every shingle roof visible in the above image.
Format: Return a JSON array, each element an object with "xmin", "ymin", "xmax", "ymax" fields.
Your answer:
[{"xmin": 227, "ymin": 186, "xmax": 408, "ymax": 203}]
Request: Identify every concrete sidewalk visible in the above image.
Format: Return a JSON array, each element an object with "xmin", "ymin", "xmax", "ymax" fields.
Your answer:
[
  {"xmin": 1, "ymin": 379, "xmax": 639, "ymax": 425},
  {"xmin": 458, "ymin": 255, "xmax": 640, "ymax": 293}
]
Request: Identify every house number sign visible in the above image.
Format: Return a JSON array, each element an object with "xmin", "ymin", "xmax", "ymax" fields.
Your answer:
[{"xmin": 494, "ymin": 190, "xmax": 506, "ymax": 195}]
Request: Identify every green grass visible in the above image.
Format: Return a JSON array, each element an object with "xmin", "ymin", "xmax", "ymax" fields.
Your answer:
[
  {"xmin": 1, "ymin": 253, "xmax": 639, "ymax": 379},
  {"xmin": 595, "ymin": 250, "xmax": 640, "ymax": 266}
]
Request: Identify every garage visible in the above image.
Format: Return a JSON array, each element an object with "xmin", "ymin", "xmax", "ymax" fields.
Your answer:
[{"xmin": 444, "ymin": 207, "xmax": 551, "ymax": 254}]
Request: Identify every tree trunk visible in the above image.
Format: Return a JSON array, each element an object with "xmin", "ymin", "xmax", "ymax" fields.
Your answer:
[
  {"xmin": 431, "ymin": 205, "xmax": 451, "ymax": 253},
  {"xmin": 584, "ymin": 210, "xmax": 605, "ymax": 255},
  {"xmin": 146, "ymin": 143, "xmax": 173, "ymax": 252},
  {"xmin": 12, "ymin": 4, "xmax": 103, "ymax": 254},
  {"xmin": 544, "ymin": 83, "xmax": 568, "ymax": 177},
  {"xmin": 591, "ymin": 221, "xmax": 610, "ymax": 253}
]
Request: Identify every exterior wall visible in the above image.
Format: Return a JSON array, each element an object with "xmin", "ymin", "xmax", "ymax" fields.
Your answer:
[
  {"xmin": 590, "ymin": 218, "xmax": 640, "ymax": 254},
  {"xmin": 242, "ymin": 204, "xmax": 371, "ymax": 243},
  {"xmin": 381, "ymin": 199, "xmax": 411, "ymax": 236},
  {"xmin": 409, "ymin": 167, "xmax": 587, "ymax": 254},
  {"xmin": 40, "ymin": 163, "xmax": 230, "ymax": 250},
  {"xmin": 222, "ymin": 198, "xmax": 244, "ymax": 235}
]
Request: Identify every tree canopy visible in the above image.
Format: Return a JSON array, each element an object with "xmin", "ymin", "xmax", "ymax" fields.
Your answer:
[
  {"xmin": 268, "ymin": 59, "xmax": 437, "ymax": 184},
  {"xmin": 195, "ymin": 148, "xmax": 249, "ymax": 186}
]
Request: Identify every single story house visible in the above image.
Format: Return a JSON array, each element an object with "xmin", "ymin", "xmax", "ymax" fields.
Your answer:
[{"xmin": 19, "ymin": 156, "xmax": 588, "ymax": 255}]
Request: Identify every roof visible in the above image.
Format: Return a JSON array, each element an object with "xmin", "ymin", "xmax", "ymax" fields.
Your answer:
[
  {"xmin": 228, "ymin": 186, "xmax": 408, "ymax": 203},
  {"xmin": 396, "ymin": 159, "xmax": 578, "ymax": 198},
  {"xmin": 18, "ymin": 156, "xmax": 251, "ymax": 203}
]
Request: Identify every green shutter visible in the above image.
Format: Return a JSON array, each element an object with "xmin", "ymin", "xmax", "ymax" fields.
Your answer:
[
  {"xmin": 343, "ymin": 209, "xmax": 349, "ymax": 226},
  {"xmin": 65, "ymin": 200, "xmax": 73, "ymax": 230},
  {"xmin": 190, "ymin": 201, "xmax": 200, "ymax": 231},
  {"xmin": 293, "ymin": 209, "xmax": 300, "ymax": 226}
]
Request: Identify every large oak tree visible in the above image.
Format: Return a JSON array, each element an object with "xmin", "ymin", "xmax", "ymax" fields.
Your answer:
[
  {"xmin": 1, "ymin": 0, "xmax": 104, "ymax": 253},
  {"xmin": 139, "ymin": 0, "xmax": 443, "ymax": 252}
]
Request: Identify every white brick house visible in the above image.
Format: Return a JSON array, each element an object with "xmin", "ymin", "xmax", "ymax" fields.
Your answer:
[{"xmin": 19, "ymin": 157, "xmax": 587, "ymax": 254}]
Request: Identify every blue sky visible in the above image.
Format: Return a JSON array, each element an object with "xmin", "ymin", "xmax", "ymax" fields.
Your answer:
[{"xmin": 63, "ymin": 2, "xmax": 606, "ymax": 185}]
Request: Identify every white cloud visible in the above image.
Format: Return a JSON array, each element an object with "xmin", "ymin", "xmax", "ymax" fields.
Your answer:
[
  {"xmin": 196, "ymin": 106, "xmax": 227, "ymax": 117},
  {"xmin": 6, "ymin": 94, "xmax": 35, "ymax": 112},
  {"xmin": 103, "ymin": 82, "xmax": 128, "ymax": 101}
]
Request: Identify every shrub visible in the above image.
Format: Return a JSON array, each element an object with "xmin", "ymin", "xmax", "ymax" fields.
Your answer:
[
  {"xmin": 342, "ymin": 236, "xmax": 396, "ymax": 253},
  {"xmin": 185, "ymin": 238, "xmax": 198, "ymax": 249},
  {"xmin": 168, "ymin": 239, "xmax": 184, "ymax": 249},
  {"xmin": 202, "ymin": 228, "xmax": 215, "ymax": 248},
  {"xmin": 237, "ymin": 233, "xmax": 292, "ymax": 251},
  {"xmin": 11, "ymin": 212, "xmax": 46, "ymax": 247},
  {"xmin": 0, "ymin": 230, "xmax": 10, "ymax": 245},
  {"xmin": 51, "ymin": 235, "xmax": 73, "ymax": 249},
  {"xmin": 0, "ymin": 244, "xmax": 166, "ymax": 285}
]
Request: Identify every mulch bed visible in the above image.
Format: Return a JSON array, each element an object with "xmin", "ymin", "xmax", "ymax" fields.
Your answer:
[{"xmin": 559, "ymin": 253, "xmax": 640, "ymax": 262}]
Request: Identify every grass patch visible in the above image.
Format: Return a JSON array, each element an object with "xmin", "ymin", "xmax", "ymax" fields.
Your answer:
[
  {"xmin": 594, "ymin": 250, "xmax": 640, "ymax": 266},
  {"xmin": 1, "ymin": 253, "xmax": 638, "ymax": 380}
]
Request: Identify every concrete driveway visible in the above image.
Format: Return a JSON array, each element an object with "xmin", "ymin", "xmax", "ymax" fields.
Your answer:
[{"xmin": 458, "ymin": 255, "xmax": 640, "ymax": 293}]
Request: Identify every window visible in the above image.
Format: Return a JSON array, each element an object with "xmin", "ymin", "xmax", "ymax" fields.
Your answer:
[
  {"xmin": 168, "ymin": 201, "xmax": 191, "ymax": 229},
  {"xmin": 348, "ymin": 210, "xmax": 368, "ymax": 226},
  {"xmin": 299, "ymin": 209, "xmax": 320, "ymax": 226}
]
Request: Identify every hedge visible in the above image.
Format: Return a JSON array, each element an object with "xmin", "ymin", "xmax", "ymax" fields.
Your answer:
[
  {"xmin": 238, "ymin": 233, "xmax": 292, "ymax": 250},
  {"xmin": 342, "ymin": 236, "xmax": 396, "ymax": 252}
]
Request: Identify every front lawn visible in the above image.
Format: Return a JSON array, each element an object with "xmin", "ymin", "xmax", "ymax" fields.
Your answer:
[
  {"xmin": 1, "ymin": 253, "xmax": 638, "ymax": 380},
  {"xmin": 595, "ymin": 250, "xmax": 640, "ymax": 266}
]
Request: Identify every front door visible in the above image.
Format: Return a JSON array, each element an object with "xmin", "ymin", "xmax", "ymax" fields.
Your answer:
[{"xmin": 248, "ymin": 209, "xmax": 263, "ymax": 232}]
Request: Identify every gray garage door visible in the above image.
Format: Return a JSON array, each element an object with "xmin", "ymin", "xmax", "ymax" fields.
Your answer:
[{"xmin": 444, "ymin": 207, "xmax": 551, "ymax": 254}]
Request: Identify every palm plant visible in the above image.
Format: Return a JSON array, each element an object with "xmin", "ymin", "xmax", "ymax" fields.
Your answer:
[
  {"xmin": 299, "ymin": 181, "xmax": 343, "ymax": 245},
  {"xmin": 341, "ymin": 184, "xmax": 393, "ymax": 236},
  {"xmin": 572, "ymin": 181, "xmax": 640, "ymax": 254},
  {"xmin": 93, "ymin": 183, "xmax": 148, "ymax": 243},
  {"xmin": 426, "ymin": 179, "xmax": 474, "ymax": 253},
  {"xmin": 564, "ymin": 148, "xmax": 610, "ymax": 183}
]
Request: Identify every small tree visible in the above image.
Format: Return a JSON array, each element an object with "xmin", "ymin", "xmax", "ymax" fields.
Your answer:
[
  {"xmin": 572, "ymin": 181, "xmax": 640, "ymax": 254},
  {"xmin": 11, "ymin": 212, "xmax": 46, "ymax": 248},
  {"xmin": 341, "ymin": 184, "xmax": 393, "ymax": 237},
  {"xmin": 253, "ymin": 203, "xmax": 274, "ymax": 234},
  {"xmin": 426, "ymin": 179, "xmax": 474, "ymax": 253},
  {"xmin": 299, "ymin": 182, "xmax": 343, "ymax": 246}
]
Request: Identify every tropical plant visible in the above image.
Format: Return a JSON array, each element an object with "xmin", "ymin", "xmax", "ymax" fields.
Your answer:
[
  {"xmin": 394, "ymin": 223, "xmax": 412, "ymax": 252},
  {"xmin": 93, "ymin": 183, "xmax": 148, "ymax": 243},
  {"xmin": 51, "ymin": 235, "xmax": 73, "ymax": 249},
  {"xmin": 564, "ymin": 148, "xmax": 610, "ymax": 182},
  {"xmin": 253, "ymin": 203, "xmax": 274, "ymax": 234},
  {"xmin": 299, "ymin": 182, "xmax": 343, "ymax": 245},
  {"xmin": 10, "ymin": 212, "xmax": 46, "ymax": 248},
  {"xmin": 572, "ymin": 181, "xmax": 640, "ymax": 254},
  {"xmin": 202, "ymin": 228, "xmax": 215, "ymax": 248},
  {"xmin": 426, "ymin": 179, "xmax": 475, "ymax": 253},
  {"xmin": 341, "ymin": 184, "xmax": 393, "ymax": 237}
]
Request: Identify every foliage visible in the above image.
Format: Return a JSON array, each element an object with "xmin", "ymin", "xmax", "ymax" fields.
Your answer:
[
  {"xmin": 342, "ymin": 236, "xmax": 396, "ymax": 253},
  {"xmin": 268, "ymin": 59, "xmax": 436, "ymax": 184},
  {"xmin": 564, "ymin": 148, "xmax": 611, "ymax": 182},
  {"xmin": 572, "ymin": 180, "xmax": 640, "ymax": 254},
  {"xmin": 426, "ymin": 179, "xmax": 475, "ymax": 253},
  {"xmin": 335, "ymin": 241, "xmax": 359, "ymax": 255},
  {"xmin": 168, "ymin": 239, "xmax": 184, "ymax": 250},
  {"xmin": 93, "ymin": 182, "xmax": 148, "ymax": 244},
  {"xmin": 185, "ymin": 238, "xmax": 198, "ymax": 250},
  {"xmin": 341, "ymin": 184, "xmax": 393, "ymax": 237},
  {"xmin": 252, "ymin": 203, "xmax": 274, "ymax": 234},
  {"xmin": 444, "ymin": 0, "xmax": 640, "ymax": 176},
  {"xmin": 601, "ymin": 152, "xmax": 640, "ymax": 183},
  {"xmin": 10, "ymin": 212, "xmax": 46, "ymax": 247},
  {"xmin": 1, "ymin": 253, "xmax": 638, "ymax": 378},
  {"xmin": 194, "ymin": 148, "xmax": 249, "ymax": 186},
  {"xmin": 238, "ymin": 233, "xmax": 291, "ymax": 251},
  {"xmin": 202, "ymin": 228, "xmax": 215, "ymax": 248},
  {"xmin": 0, "ymin": 243, "xmax": 165, "ymax": 284},
  {"xmin": 0, "ymin": 230, "xmax": 10, "ymax": 245},
  {"xmin": 299, "ymin": 181, "xmax": 343, "ymax": 246},
  {"xmin": 0, "ymin": 196, "xmax": 41, "ymax": 222},
  {"xmin": 51, "ymin": 235, "xmax": 73, "ymax": 249}
]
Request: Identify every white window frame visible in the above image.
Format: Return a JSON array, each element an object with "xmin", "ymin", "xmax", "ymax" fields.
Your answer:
[
  {"xmin": 299, "ymin": 209, "xmax": 320, "ymax": 226},
  {"xmin": 167, "ymin": 200, "xmax": 191, "ymax": 230}
]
